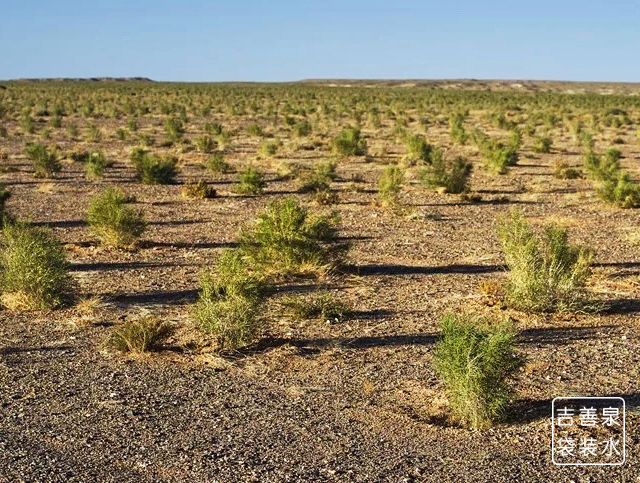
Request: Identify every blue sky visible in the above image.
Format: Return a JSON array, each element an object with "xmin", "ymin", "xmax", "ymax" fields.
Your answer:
[{"xmin": 1, "ymin": 1, "xmax": 639, "ymax": 82}]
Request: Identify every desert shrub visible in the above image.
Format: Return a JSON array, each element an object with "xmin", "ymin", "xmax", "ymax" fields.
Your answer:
[
  {"xmin": 579, "ymin": 131, "xmax": 595, "ymax": 151},
  {"xmin": 0, "ymin": 185, "xmax": 10, "ymax": 220},
  {"xmin": 194, "ymin": 250, "xmax": 261, "ymax": 351},
  {"xmin": 85, "ymin": 151, "xmax": 112, "ymax": 179},
  {"xmin": 433, "ymin": 314, "xmax": 524, "ymax": 429},
  {"xmin": 87, "ymin": 187, "xmax": 146, "ymax": 248},
  {"xmin": 204, "ymin": 122, "xmax": 223, "ymax": 136},
  {"xmin": 216, "ymin": 131, "xmax": 233, "ymax": 149},
  {"xmin": 404, "ymin": 134, "xmax": 432, "ymax": 164},
  {"xmin": 85, "ymin": 124, "xmax": 102, "ymax": 143},
  {"xmin": 449, "ymin": 112, "xmax": 468, "ymax": 144},
  {"xmin": 259, "ymin": 139, "xmax": 281, "ymax": 156},
  {"xmin": 50, "ymin": 115, "xmax": 62, "ymax": 128},
  {"xmin": 194, "ymin": 135, "xmax": 216, "ymax": 153},
  {"xmin": 293, "ymin": 120, "xmax": 312, "ymax": 137},
  {"xmin": 553, "ymin": 160, "xmax": 582, "ymax": 179},
  {"xmin": 299, "ymin": 160, "xmax": 337, "ymax": 193},
  {"xmin": 238, "ymin": 197, "xmax": 340, "ymax": 277},
  {"xmin": 332, "ymin": 127, "xmax": 367, "ymax": 156},
  {"xmin": 280, "ymin": 291, "xmax": 348, "ymax": 323},
  {"xmin": 532, "ymin": 135, "xmax": 552, "ymax": 154},
  {"xmin": 21, "ymin": 115, "xmax": 35, "ymax": 134},
  {"xmin": 206, "ymin": 151, "xmax": 231, "ymax": 173},
  {"xmin": 420, "ymin": 153, "xmax": 472, "ymax": 194},
  {"xmin": 25, "ymin": 143, "xmax": 62, "ymax": 178},
  {"xmin": 246, "ymin": 123, "xmax": 265, "ymax": 137},
  {"xmin": 164, "ymin": 117, "xmax": 184, "ymax": 143},
  {"xmin": 115, "ymin": 128, "xmax": 127, "ymax": 141},
  {"xmin": 0, "ymin": 222, "xmax": 74, "ymax": 311},
  {"xmin": 597, "ymin": 172, "xmax": 640, "ymax": 208},
  {"xmin": 479, "ymin": 138, "xmax": 518, "ymax": 174},
  {"xmin": 181, "ymin": 179, "xmax": 216, "ymax": 199},
  {"xmin": 127, "ymin": 117, "xmax": 138, "ymax": 132},
  {"xmin": 106, "ymin": 316, "xmax": 174, "ymax": 354},
  {"xmin": 131, "ymin": 151, "xmax": 178, "ymax": 184},
  {"xmin": 498, "ymin": 209, "xmax": 594, "ymax": 313},
  {"xmin": 236, "ymin": 166, "xmax": 266, "ymax": 195},
  {"xmin": 378, "ymin": 164, "xmax": 404, "ymax": 206}
]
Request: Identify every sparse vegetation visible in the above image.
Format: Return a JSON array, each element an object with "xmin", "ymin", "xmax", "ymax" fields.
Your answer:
[
  {"xmin": 236, "ymin": 165, "xmax": 266, "ymax": 195},
  {"xmin": 130, "ymin": 150, "xmax": 178, "ymax": 184},
  {"xmin": 87, "ymin": 187, "xmax": 146, "ymax": 248},
  {"xmin": 378, "ymin": 164, "xmax": 404, "ymax": 206},
  {"xmin": 26, "ymin": 143, "xmax": 62, "ymax": 178},
  {"xmin": 332, "ymin": 127, "xmax": 367, "ymax": 156},
  {"xmin": 106, "ymin": 316, "xmax": 174, "ymax": 354}
]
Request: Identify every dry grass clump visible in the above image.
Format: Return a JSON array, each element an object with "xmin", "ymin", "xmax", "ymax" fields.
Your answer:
[
  {"xmin": 181, "ymin": 179, "xmax": 216, "ymax": 199},
  {"xmin": 106, "ymin": 316, "xmax": 174, "ymax": 354}
]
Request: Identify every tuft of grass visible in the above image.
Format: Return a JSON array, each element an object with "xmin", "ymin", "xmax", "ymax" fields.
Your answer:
[
  {"xmin": 280, "ymin": 291, "xmax": 348, "ymax": 323},
  {"xmin": 130, "ymin": 150, "xmax": 178, "ymax": 184},
  {"xmin": 433, "ymin": 314, "xmax": 524, "ymax": 429},
  {"xmin": 194, "ymin": 135, "xmax": 217, "ymax": 153},
  {"xmin": 87, "ymin": 187, "xmax": 146, "ymax": 248},
  {"xmin": 206, "ymin": 151, "xmax": 232, "ymax": 173},
  {"xmin": 106, "ymin": 316, "xmax": 174, "ymax": 354},
  {"xmin": 497, "ymin": 209, "xmax": 595, "ymax": 313},
  {"xmin": 236, "ymin": 166, "xmax": 266, "ymax": 195},
  {"xmin": 259, "ymin": 139, "xmax": 281, "ymax": 157},
  {"xmin": 181, "ymin": 179, "xmax": 216, "ymax": 199},
  {"xmin": 332, "ymin": 127, "xmax": 367, "ymax": 157},
  {"xmin": 532, "ymin": 135, "xmax": 552, "ymax": 154},
  {"xmin": 26, "ymin": 143, "xmax": 62, "ymax": 178},
  {"xmin": 238, "ymin": 197, "xmax": 341, "ymax": 277},
  {"xmin": 419, "ymin": 152, "xmax": 472, "ymax": 194},
  {"xmin": 0, "ymin": 221, "xmax": 75, "ymax": 311},
  {"xmin": 378, "ymin": 164, "xmax": 404, "ymax": 207},
  {"xmin": 553, "ymin": 160, "xmax": 582, "ymax": 180}
]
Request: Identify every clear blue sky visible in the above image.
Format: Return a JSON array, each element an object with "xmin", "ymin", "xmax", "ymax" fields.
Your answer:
[{"xmin": 1, "ymin": 1, "xmax": 639, "ymax": 82}]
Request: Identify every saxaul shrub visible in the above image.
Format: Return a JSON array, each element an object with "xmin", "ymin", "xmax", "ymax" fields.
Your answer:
[
  {"xmin": 204, "ymin": 122, "xmax": 223, "ymax": 136},
  {"xmin": 332, "ymin": 127, "xmax": 367, "ymax": 157},
  {"xmin": 130, "ymin": 149, "xmax": 178, "ymax": 184},
  {"xmin": 497, "ymin": 209, "xmax": 595, "ymax": 313},
  {"xmin": 181, "ymin": 179, "xmax": 216, "ymax": 199},
  {"xmin": 403, "ymin": 134, "xmax": 432, "ymax": 165},
  {"xmin": 87, "ymin": 187, "xmax": 146, "ymax": 248},
  {"xmin": 164, "ymin": 116, "xmax": 184, "ymax": 143},
  {"xmin": 433, "ymin": 314, "xmax": 524, "ymax": 429},
  {"xmin": 238, "ymin": 197, "xmax": 341, "ymax": 278},
  {"xmin": 532, "ymin": 135, "xmax": 552, "ymax": 154},
  {"xmin": 584, "ymin": 148, "xmax": 640, "ymax": 208},
  {"xmin": 420, "ymin": 151, "xmax": 472, "ymax": 194},
  {"xmin": 194, "ymin": 135, "xmax": 216, "ymax": 153},
  {"xmin": 293, "ymin": 120, "xmax": 312, "ymax": 137},
  {"xmin": 85, "ymin": 151, "xmax": 112, "ymax": 179},
  {"xmin": 449, "ymin": 112, "xmax": 468, "ymax": 144},
  {"xmin": 378, "ymin": 164, "xmax": 404, "ymax": 206},
  {"xmin": 206, "ymin": 151, "xmax": 232, "ymax": 173},
  {"xmin": 0, "ymin": 221, "xmax": 75, "ymax": 311},
  {"xmin": 236, "ymin": 166, "xmax": 266, "ymax": 195},
  {"xmin": 25, "ymin": 143, "xmax": 62, "ymax": 178}
]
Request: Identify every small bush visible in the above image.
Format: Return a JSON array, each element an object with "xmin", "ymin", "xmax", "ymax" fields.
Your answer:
[
  {"xmin": 26, "ymin": 143, "xmax": 62, "ymax": 178},
  {"xmin": 206, "ymin": 151, "xmax": 232, "ymax": 173},
  {"xmin": 597, "ymin": 172, "xmax": 640, "ymax": 208},
  {"xmin": 378, "ymin": 165, "xmax": 404, "ymax": 206},
  {"xmin": 194, "ymin": 135, "xmax": 217, "ymax": 153},
  {"xmin": 238, "ymin": 197, "xmax": 340, "ymax": 277},
  {"xmin": 498, "ymin": 209, "xmax": 594, "ymax": 313},
  {"xmin": 553, "ymin": 160, "xmax": 582, "ymax": 180},
  {"xmin": 298, "ymin": 160, "xmax": 337, "ymax": 194},
  {"xmin": 106, "ymin": 316, "xmax": 174, "ymax": 354},
  {"xmin": 85, "ymin": 124, "xmax": 102, "ymax": 143},
  {"xmin": 420, "ymin": 152, "xmax": 472, "ymax": 194},
  {"xmin": 0, "ymin": 222, "xmax": 74, "ymax": 311},
  {"xmin": 479, "ymin": 138, "xmax": 518, "ymax": 175},
  {"xmin": 115, "ymin": 128, "xmax": 127, "ymax": 141},
  {"xmin": 204, "ymin": 122, "xmax": 223, "ymax": 136},
  {"xmin": 332, "ymin": 127, "xmax": 367, "ymax": 157},
  {"xmin": 404, "ymin": 134, "xmax": 432, "ymax": 164},
  {"xmin": 84, "ymin": 151, "xmax": 112, "ymax": 179},
  {"xmin": 532, "ymin": 135, "xmax": 552, "ymax": 154},
  {"xmin": 181, "ymin": 179, "xmax": 216, "ymax": 199},
  {"xmin": 433, "ymin": 314, "xmax": 524, "ymax": 429},
  {"xmin": 0, "ymin": 184, "xmax": 10, "ymax": 219},
  {"xmin": 280, "ymin": 292, "xmax": 348, "ymax": 323},
  {"xmin": 449, "ymin": 113, "xmax": 468, "ymax": 144},
  {"xmin": 131, "ymin": 151, "xmax": 178, "ymax": 184},
  {"xmin": 164, "ymin": 117, "xmax": 184, "ymax": 143},
  {"xmin": 246, "ymin": 124, "xmax": 265, "ymax": 137},
  {"xmin": 293, "ymin": 121, "xmax": 312, "ymax": 137},
  {"xmin": 236, "ymin": 166, "xmax": 266, "ymax": 195},
  {"xmin": 87, "ymin": 187, "xmax": 146, "ymax": 248},
  {"xmin": 259, "ymin": 139, "xmax": 281, "ymax": 157}
]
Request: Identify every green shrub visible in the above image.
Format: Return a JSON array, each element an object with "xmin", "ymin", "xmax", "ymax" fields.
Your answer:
[
  {"xmin": 85, "ymin": 151, "xmax": 112, "ymax": 179},
  {"xmin": 106, "ymin": 316, "xmax": 174, "ymax": 354},
  {"xmin": 65, "ymin": 122, "xmax": 78, "ymax": 140},
  {"xmin": 378, "ymin": 165, "xmax": 404, "ymax": 206},
  {"xmin": 194, "ymin": 135, "xmax": 216, "ymax": 153},
  {"xmin": 280, "ymin": 291, "xmax": 348, "ymax": 323},
  {"xmin": 204, "ymin": 122, "xmax": 223, "ymax": 136},
  {"xmin": 532, "ymin": 135, "xmax": 552, "ymax": 154},
  {"xmin": 553, "ymin": 160, "xmax": 582, "ymax": 180},
  {"xmin": 404, "ymin": 134, "xmax": 432, "ymax": 164},
  {"xmin": 50, "ymin": 115, "xmax": 62, "ymax": 128},
  {"xmin": 298, "ymin": 160, "xmax": 337, "ymax": 193},
  {"xmin": 238, "ymin": 197, "xmax": 340, "ymax": 277},
  {"xmin": 164, "ymin": 117, "xmax": 184, "ymax": 143},
  {"xmin": 131, "ymin": 151, "xmax": 178, "ymax": 184},
  {"xmin": 194, "ymin": 250, "xmax": 261, "ymax": 351},
  {"xmin": 25, "ymin": 143, "xmax": 62, "ymax": 178},
  {"xmin": 597, "ymin": 172, "xmax": 640, "ymax": 208},
  {"xmin": 293, "ymin": 120, "xmax": 312, "ymax": 137},
  {"xmin": 181, "ymin": 179, "xmax": 216, "ymax": 199},
  {"xmin": 449, "ymin": 113, "xmax": 468, "ymax": 144},
  {"xmin": 259, "ymin": 139, "xmax": 281, "ymax": 156},
  {"xmin": 498, "ymin": 209, "xmax": 594, "ymax": 313},
  {"xmin": 85, "ymin": 124, "xmax": 102, "ymax": 143},
  {"xmin": 479, "ymin": 138, "xmax": 518, "ymax": 175},
  {"xmin": 0, "ymin": 222, "xmax": 74, "ymax": 311},
  {"xmin": 420, "ymin": 152, "xmax": 472, "ymax": 194},
  {"xmin": 115, "ymin": 128, "xmax": 127, "ymax": 141},
  {"xmin": 332, "ymin": 127, "xmax": 367, "ymax": 156},
  {"xmin": 206, "ymin": 151, "xmax": 231, "ymax": 173},
  {"xmin": 236, "ymin": 166, "xmax": 266, "ymax": 195},
  {"xmin": 433, "ymin": 314, "xmax": 524, "ymax": 429},
  {"xmin": 87, "ymin": 187, "xmax": 146, "ymax": 248},
  {"xmin": 127, "ymin": 117, "xmax": 138, "ymax": 132},
  {"xmin": 246, "ymin": 123, "xmax": 265, "ymax": 137},
  {"xmin": 0, "ymin": 185, "xmax": 10, "ymax": 219}
]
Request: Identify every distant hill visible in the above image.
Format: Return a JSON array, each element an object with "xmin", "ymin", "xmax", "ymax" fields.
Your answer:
[{"xmin": 10, "ymin": 77, "xmax": 154, "ymax": 83}]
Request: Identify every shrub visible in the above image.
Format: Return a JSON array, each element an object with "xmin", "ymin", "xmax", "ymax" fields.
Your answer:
[
  {"xmin": 404, "ymin": 134, "xmax": 432, "ymax": 164},
  {"xmin": 181, "ymin": 179, "xmax": 216, "ymax": 199},
  {"xmin": 85, "ymin": 151, "xmax": 112, "ymax": 179},
  {"xmin": 293, "ymin": 120, "xmax": 312, "ymax": 137},
  {"xmin": 194, "ymin": 250, "xmax": 261, "ymax": 351},
  {"xmin": 553, "ymin": 160, "xmax": 582, "ymax": 180},
  {"xmin": 497, "ymin": 209, "xmax": 594, "ymax": 313},
  {"xmin": 332, "ymin": 127, "xmax": 367, "ymax": 156},
  {"xmin": 194, "ymin": 135, "xmax": 216, "ymax": 153},
  {"xmin": 106, "ymin": 316, "xmax": 174, "ymax": 354},
  {"xmin": 0, "ymin": 184, "xmax": 10, "ymax": 219},
  {"xmin": 259, "ymin": 139, "xmax": 281, "ymax": 157},
  {"xmin": 85, "ymin": 124, "xmax": 102, "ymax": 143},
  {"xmin": 87, "ymin": 187, "xmax": 146, "ymax": 248},
  {"xmin": 164, "ymin": 117, "xmax": 184, "ymax": 143},
  {"xmin": 115, "ymin": 128, "xmax": 127, "ymax": 141},
  {"xmin": 238, "ymin": 197, "xmax": 340, "ymax": 277},
  {"xmin": 204, "ymin": 122, "xmax": 223, "ymax": 136},
  {"xmin": 449, "ymin": 113, "xmax": 468, "ymax": 144},
  {"xmin": 25, "ymin": 143, "xmax": 62, "ymax": 178},
  {"xmin": 298, "ymin": 160, "xmax": 337, "ymax": 194},
  {"xmin": 597, "ymin": 172, "xmax": 640, "ymax": 208},
  {"xmin": 206, "ymin": 151, "xmax": 231, "ymax": 173},
  {"xmin": 246, "ymin": 123, "xmax": 265, "ymax": 137},
  {"xmin": 131, "ymin": 151, "xmax": 178, "ymax": 184},
  {"xmin": 479, "ymin": 138, "xmax": 518, "ymax": 175},
  {"xmin": 532, "ymin": 135, "xmax": 552, "ymax": 154},
  {"xmin": 127, "ymin": 117, "xmax": 138, "ymax": 132},
  {"xmin": 280, "ymin": 291, "xmax": 348, "ymax": 323},
  {"xmin": 0, "ymin": 222, "xmax": 74, "ymax": 311},
  {"xmin": 433, "ymin": 314, "xmax": 524, "ymax": 429},
  {"xmin": 236, "ymin": 166, "xmax": 266, "ymax": 195},
  {"xmin": 420, "ymin": 151, "xmax": 472, "ymax": 194},
  {"xmin": 378, "ymin": 165, "xmax": 404, "ymax": 206}
]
